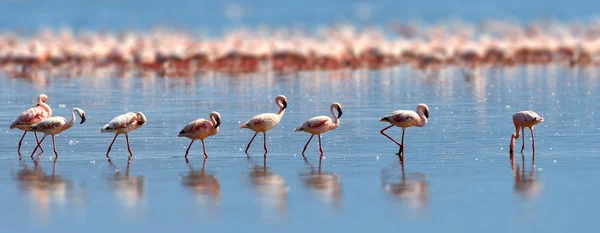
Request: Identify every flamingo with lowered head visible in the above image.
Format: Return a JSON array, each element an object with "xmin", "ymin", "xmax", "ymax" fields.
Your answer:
[
  {"xmin": 29, "ymin": 108, "xmax": 86, "ymax": 160},
  {"xmin": 101, "ymin": 112, "xmax": 147, "ymax": 161},
  {"xmin": 178, "ymin": 111, "xmax": 221, "ymax": 160},
  {"xmin": 294, "ymin": 102, "xmax": 342, "ymax": 155},
  {"xmin": 240, "ymin": 95, "xmax": 287, "ymax": 154},
  {"xmin": 379, "ymin": 104, "xmax": 429, "ymax": 155},
  {"xmin": 10, "ymin": 94, "xmax": 52, "ymax": 156},
  {"xmin": 510, "ymin": 111, "xmax": 544, "ymax": 153}
]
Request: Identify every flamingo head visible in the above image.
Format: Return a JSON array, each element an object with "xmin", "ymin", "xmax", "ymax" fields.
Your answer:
[
  {"xmin": 73, "ymin": 108, "xmax": 86, "ymax": 124},
  {"xmin": 276, "ymin": 95, "xmax": 287, "ymax": 110},
  {"xmin": 136, "ymin": 112, "xmax": 147, "ymax": 125},
  {"xmin": 418, "ymin": 103, "xmax": 429, "ymax": 118},
  {"xmin": 210, "ymin": 111, "xmax": 221, "ymax": 128},
  {"xmin": 331, "ymin": 102, "xmax": 343, "ymax": 118},
  {"xmin": 39, "ymin": 94, "xmax": 48, "ymax": 103}
]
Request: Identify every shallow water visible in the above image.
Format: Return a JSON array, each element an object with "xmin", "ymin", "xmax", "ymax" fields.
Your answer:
[{"xmin": 1, "ymin": 67, "xmax": 599, "ymax": 232}]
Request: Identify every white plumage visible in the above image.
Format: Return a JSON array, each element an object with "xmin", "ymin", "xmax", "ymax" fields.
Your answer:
[
  {"xmin": 240, "ymin": 95, "xmax": 287, "ymax": 154},
  {"xmin": 101, "ymin": 112, "xmax": 147, "ymax": 161},
  {"xmin": 379, "ymin": 103, "xmax": 429, "ymax": 155},
  {"xmin": 29, "ymin": 108, "xmax": 86, "ymax": 160},
  {"xmin": 295, "ymin": 102, "xmax": 342, "ymax": 155},
  {"xmin": 510, "ymin": 110, "xmax": 544, "ymax": 153},
  {"xmin": 178, "ymin": 111, "xmax": 221, "ymax": 160}
]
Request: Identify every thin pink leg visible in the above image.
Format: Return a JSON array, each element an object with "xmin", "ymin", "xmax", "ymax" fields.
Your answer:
[
  {"xmin": 185, "ymin": 140, "xmax": 195, "ymax": 160},
  {"xmin": 17, "ymin": 130, "xmax": 27, "ymax": 156},
  {"xmin": 302, "ymin": 134, "xmax": 315, "ymax": 155},
  {"xmin": 33, "ymin": 132, "xmax": 44, "ymax": 153},
  {"xmin": 245, "ymin": 132, "xmax": 258, "ymax": 154},
  {"xmin": 380, "ymin": 125, "xmax": 402, "ymax": 151},
  {"xmin": 530, "ymin": 127, "xmax": 536, "ymax": 153},
  {"xmin": 31, "ymin": 136, "xmax": 46, "ymax": 158},
  {"xmin": 400, "ymin": 128, "xmax": 406, "ymax": 155},
  {"xmin": 51, "ymin": 135, "xmax": 58, "ymax": 161},
  {"xmin": 125, "ymin": 134, "xmax": 133, "ymax": 160},
  {"xmin": 520, "ymin": 127, "xmax": 525, "ymax": 153},
  {"xmin": 106, "ymin": 134, "xmax": 118, "ymax": 159},
  {"xmin": 318, "ymin": 134, "xmax": 324, "ymax": 155},
  {"xmin": 263, "ymin": 132, "xmax": 268, "ymax": 154},
  {"xmin": 201, "ymin": 139, "xmax": 208, "ymax": 158}
]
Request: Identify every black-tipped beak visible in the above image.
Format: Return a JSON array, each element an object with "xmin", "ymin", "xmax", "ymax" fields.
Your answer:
[
  {"xmin": 80, "ymin": 114, "xmax": 87, "ymax": 124},
  {"xmin": 214, "ymin": 116, "xmax": 221, "ymax": 128},
  {"xmin": 282, "ymin": 100, "xmax": 288, "ymax": 110},
  {"xmin": 337, "ymin": 106, "xmax": 343, "ymax": 118},
  {"xmin": 424, "ymin": 109, "xmax": 429, "ymax": 118}
]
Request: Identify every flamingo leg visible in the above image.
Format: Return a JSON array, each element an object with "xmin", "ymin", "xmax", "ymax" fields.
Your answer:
[
  {"xmin": 51, "ymin": 135, "xmax": 58, "ymax": 161},
  {"xmin": 520, "ymin": 127, "xmax": 525, "ymax": 153},
  {"xmin": 201, "ymin": 139, "xmax": 208, "ymax": 159},
  {"xmin": 17, "ymin": 130, "xmax": 27, "ymax": 156},
  {"xmin": 380, "ymin": 125, "xmax": 402, "ymax": 148},
  {"xmin": 31, "ymin": 136, "xmax": 46, "ymax": 158},
  {"xmin": 185, "ymin": 140, "xmax": 195, "ymax": 160},
  {"xmin": 263, "ymin": 132, "xmax": 268, "ymax": 154},
  {"xmin": 34, "ymin": 132, "xmax": 44, "ymax": 153},
  {"xmin": 318, "ymin": 134, "xmax": 324, "ymax": 155},
  {"xmin": 245, "ymin": 132, "xmax": 258, "ymax": 154},
  {"xmin": 302, "ymin": 134, "xmax": 315, "ymax": 155},
  {"xmin": 125, "ymin": 134, "xmax": 133, "ymax": 158},
  {"xmin": 530, "ymin": 127, "xmax": 536, "ymax": 153},
  {"xmin": 106, "ymin": 134, "xmax": 118, "ymax": 159},
  {"xmin": 400, "ymin": 128, "xmax": 406, "ymax": 155}
]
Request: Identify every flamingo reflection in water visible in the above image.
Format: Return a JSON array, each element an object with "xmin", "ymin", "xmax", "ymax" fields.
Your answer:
[
  {"xmin": 510, "ymin": 153, "xmax": 542, "ymax": 199},
  {"xmin": 300, "ymin": 157, "xmax": 342, "ymax": 208},
  {"xmin": 248, "ymin": 156, "xmax": 288, "ymax": 212},
  {"xmin": 381, "ymin": 160, "xmax": 428, "ymax": 210},
  {"xmin": 109, "ymin": 161, "xmax": 145, "ymax": 209},
  {"xmin": 14, "ymin": 160, "xmax": 85, "ymax": 221},
  {"xmin": 182, "ymin": 159, "xmax": 220, "ymax": 206}
]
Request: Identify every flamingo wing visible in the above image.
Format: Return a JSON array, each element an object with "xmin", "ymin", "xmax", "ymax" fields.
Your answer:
[
  {"xmin": 296, "ymin": 116, "xmax": 332, "ymax": 133},
  {"xmin": 101, "ymin": 112, "xmax": 138, "ymax": 132},
  {"xmin": 179, "ymin": 118, "xmax": 211, "ymax": 135},
  {"xmin": 30, "ymin": 117, "xmax": 67, "ymax": 133},
  {"xmin": 10, "ymin": 106, "xmax": 51, "ymax": 129}
]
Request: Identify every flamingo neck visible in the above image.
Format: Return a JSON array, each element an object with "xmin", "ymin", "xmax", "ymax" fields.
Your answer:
[
  {"xmin": 416, "ymin": 107, "xmax": 427, "ymax": 127},
  {"xmin": 39, "ymin": 99, "xmax": 52, "ymax": 117},
  {"xmin": 330, "ymin": 105, "xmax": 339, "ymax": 126},
  {"xmin": 68, "ymin": 109, "xmax": 77, "ymax": 126}
]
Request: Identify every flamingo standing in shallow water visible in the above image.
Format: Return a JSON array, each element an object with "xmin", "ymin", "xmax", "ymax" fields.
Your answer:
[
  {"xmin": 10, "ymin": 94, "xmax": 52, "ymax": 156},
  {"xmin": 178, "ymin": 111, "xmax": 221, "ymax": 161},
  {"xmin": 101, "ymin": 112, "xmax": 147, "ymax": 161},
  {"xmin": 240, "ymin": 95, "xmax": 287, "ymax": 154},
  {"xmin": 294, "ymin": 102, "xmax": 342, "ymax": 156},
  {"xmin": 29, "ymin": 108, "xmax": 86, "ymax": 161},
  {"xmin": 510, "ymin": 111, "xmax": 544, "ymax": 153},
  {"xmin": 379, "ymin": 104, "xmax": 429, "ymax": 155}
]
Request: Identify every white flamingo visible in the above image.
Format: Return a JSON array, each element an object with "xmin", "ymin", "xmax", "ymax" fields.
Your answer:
[
  {"xmin": 10, "ymin": 94, "xmax": 52, "ymax": 155},
  {"xmin": 379, "ymin": 104, "xmax": 429, "ymax": 155},
  {"xmin": 178, "ymin": 111, "xmax": 221, "ymax": 160},
  {"xmin": 29, "ymin": 108, "xmax": 86, "ymax": 160},
  {"xmin": 240, "ymin": 95, "xmax": 287, "ymax": 154},
  {"xmin": 101, "ymin": 112, "xmax": 147, "ymax": 161},
  {"xmin": 510, "ymin": 111, "xmax": 544, "ymax": 153},
  {"xmin": 294, "ymin": 102, "xmax": 342, "ymax": 155}
]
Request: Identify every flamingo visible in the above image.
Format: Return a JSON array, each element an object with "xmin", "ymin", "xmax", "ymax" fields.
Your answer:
[
  {"xmin": 240, "ymin": 95, "xmax": 287, "ymax": 154},
  {"xmin": 29, "ymin": 108, "xmax": 86, "ymax": 161},
  {"xmin": 294, "ymin": 102, "xmax": 342, "ymax": 155},
  {"xmin": 379, "ymin": 104, "xmax": 429, "ymax": 155},
  {"xmin": 509, "ymin": 111, "xmax": 544, "ymax": 153},
  {"xmin": 178, "ymin": 111, "xmax": 221, "ymax": 160},
  {"xmin": 10, "ymin": 94, "xmax": 53, "ymax": 156},
  {"xmin": 101, "ymin": 112, "xmax": 147, "ymax": 161}
]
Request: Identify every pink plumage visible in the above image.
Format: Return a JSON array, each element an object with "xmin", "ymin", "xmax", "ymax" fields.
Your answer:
[
  {"xmin": 10, "ymin": 94, "xmax": 52, "ymax": 156},
  {"xmin": 379, "ymin": 103, "xmax": 430, "ymax": 156},
  {"xmin": 510, "ymin": 111, "xmax": 544, "ymax": 153},
  {"xmin": 178, "ymin": 111, "xmax": 221, "ymax": 160},
  {"xmin": 295, "ymin": 102, "xmax": 342, "ymax": 155},
  {"xmin": 29, "ymin": 108, "xmax": 86, "ymax": 160},
  {"xmin": 241, "ymin": 95, "xmax": 287, "ymax": 154},
  {"xmin": 101, "ymin": 112, "xmax": 147, "ymax": 161}
]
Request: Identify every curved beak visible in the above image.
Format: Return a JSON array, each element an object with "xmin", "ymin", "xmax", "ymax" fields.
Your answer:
[
  {"xmin": 282, "ymin": 100, "xmax": 288, "ymax": 110},
  {"xmin": 337, "ymin": 106, "xmax": 343, "ymax": 118},
  {"xmin": 80, "ymin": 113, "xmax": 87, "ymax": 124},
  {"xmin": 424, "ymin": 109, "xmax": 429, "ymax": 118},
  {"xmin": 214, "ymin": 116, "xmax": 221, "ymax": 128}
]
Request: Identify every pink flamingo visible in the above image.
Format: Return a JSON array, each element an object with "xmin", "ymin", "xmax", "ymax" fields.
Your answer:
[
  {"xmin": 178, "ymin": 111, "xmax": 221, "ymax": 160},
  {"xmin": 510, "ymin": 111, "xmax": 544, "ymax": 153},
  {"xmin": 240, "ymin": 95, "xmax": 287, "ymax": 154},
  {"xmin": 379, "ymin": 104, "xmax": 429, "ymax": 155},
  {"xmin": 101, "ymin": 112, "xmax": 147, "ymax": 161},
  {"xmin": 294, "ymin": 102, "xmax": 342, "ymax": 155},
  {"xmin": 29, "ymin": 108, "xmax": 86, "ymax": 160},
  {"xmin": 10, "ymin": 94, "xmax": 52, "ymax": 156}
]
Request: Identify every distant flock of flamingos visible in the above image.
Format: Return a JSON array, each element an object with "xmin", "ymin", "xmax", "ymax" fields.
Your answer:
[
  {"xmin": 9, "ymin": 94, "xmax": 544, "ymax": 162},
  {"xmin": 2, "ymin": 22, "xmax": 600, "ymax": 77}
]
